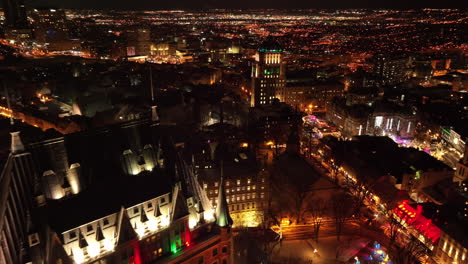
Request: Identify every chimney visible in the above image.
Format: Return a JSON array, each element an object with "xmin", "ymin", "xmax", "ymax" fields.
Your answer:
[
  {"xmin": 151, "ymin": 105, "xmax": 159, "ymax": 122},
  {"xmin": 10, "ymin": 132, "xmax": 25, "ymax": 154}
]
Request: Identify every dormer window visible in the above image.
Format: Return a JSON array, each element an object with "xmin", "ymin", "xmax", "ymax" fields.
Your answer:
[{"xmin": 29, "ymin": 233, "xmax": 40, "ymax": 247}]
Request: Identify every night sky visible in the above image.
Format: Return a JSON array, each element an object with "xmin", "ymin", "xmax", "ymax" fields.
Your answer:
[{"xmin": 14, "ymin": 0, "xmax": 466, "ymax": 9}]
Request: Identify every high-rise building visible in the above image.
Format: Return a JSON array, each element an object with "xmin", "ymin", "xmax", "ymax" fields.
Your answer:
[
  {"xmin": 2, "ymin": 0, "xmax": 32, "ymax": 40},
  {"xmin": 2, "ymin": 0, "xmax": 28, "ymax": 28},
  {"xmin": 373, "ymin": 54, "xmax": 410, "ymax": 85},
  {"xmin": 126, "ymin": 27, "xmax": 152, "ymax": 56},
  {"xmin": 251, "ymin": 38, "xmax": 286, "ymax": 107},
  {"xmin": 30, "ymin": 8, "xmax": 69, "ymax": 45}
]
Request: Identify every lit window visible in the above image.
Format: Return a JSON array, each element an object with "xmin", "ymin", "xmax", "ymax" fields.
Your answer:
[
  {"xmin": 215, "ymin": 182, "xmax": 218, "ymax": 187},
  {"xmin": 237, "ymin": 180, "xmax": 241, "ymax": 185}
]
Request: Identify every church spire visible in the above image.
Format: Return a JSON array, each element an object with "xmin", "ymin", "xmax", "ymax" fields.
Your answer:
[
  {"xmin": 215, "ymin": 164, "xmax": 233, "ymax": 228},
  {"xmin": 149, "ymin": 63, "xmax": 159, "ymax": 123}
]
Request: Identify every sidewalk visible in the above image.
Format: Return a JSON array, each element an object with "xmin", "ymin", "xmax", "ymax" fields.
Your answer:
[{"xmin": 270, "ymin": 236, "xmax": 370, "ymax": 264}]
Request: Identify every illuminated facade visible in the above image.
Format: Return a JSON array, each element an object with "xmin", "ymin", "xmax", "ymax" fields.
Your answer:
[
  {"xmin": 196, "ymin": 141, "xmax": 269, "ymax": 228},
  {"xmin": 434, "ymin": 230, "xmax": 468, "ymax": 264},
  {"xmin": 0, "ymin": 119, "xmax": 233, "ymax": 264},
  {"xmin": 251, "ymin": 38, "xmax": 286, "ymax": 107},
  {"xmin": 28, "ymin": 179, "xmax": 231, "ymax": 264},
  {"xmin": 394, "ymin": 201, "xmax": 441, "ymax": 248},
  {"xmin": 201, "ymin": 169, "xmax": 268, "ymax": 228},
  {"xmin": 367, "ymin": 112, "xmax": 416, "ymax": 139}
]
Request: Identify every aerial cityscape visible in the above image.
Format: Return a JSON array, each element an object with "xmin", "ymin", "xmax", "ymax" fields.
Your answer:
[{"xmin": 0, "ymin": 1, "xmax": 466, "ymax": 264}]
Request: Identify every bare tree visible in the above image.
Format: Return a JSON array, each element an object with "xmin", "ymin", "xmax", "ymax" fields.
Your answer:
[
  {"xmin": 269, "ymin": 164, "xmax": 315, "ymax": 225},
  {"xmin": 307, "ymin": 198, "xmax": 327, "ymax": 242},
  {"xmin": 344, "ymin": 178, "xmax": 373, "ymax": 218},
  {"xmin": 386, "ymin": 210, "xmax": 405, "ymax": 250},
  {"xmin": 390, "ymin": 236, "xmax": 429, "ymax": 264},
  {"xmin": 330, "ymin": 192, "xmax": 351, "ymax": 241}
]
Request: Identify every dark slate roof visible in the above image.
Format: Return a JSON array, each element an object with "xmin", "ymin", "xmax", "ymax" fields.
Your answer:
[
  {"xmin": 38, "ymin": 172, "xmax": 172, "ymax": 233},
  {"xmin": 274, "ymin": 151, "xmax": 322, "ymax": 187},
  {"xmin": 330, "ymin": 136, "xmax": 452, "ymax": 183}
]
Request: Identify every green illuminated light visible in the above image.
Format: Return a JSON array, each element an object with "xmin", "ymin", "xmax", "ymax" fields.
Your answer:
[
  {"xmin": 442, "ymin": 128, "xmax": 451, "ymax": 135},
  {"xmin": 259, "ymin": 48, "xmax": 283, "ymax": 52}
]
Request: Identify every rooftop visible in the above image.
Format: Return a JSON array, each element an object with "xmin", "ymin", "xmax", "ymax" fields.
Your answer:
[{"xmin": 37, "ymin": 172, "xmax": 172, "ymax": 234}]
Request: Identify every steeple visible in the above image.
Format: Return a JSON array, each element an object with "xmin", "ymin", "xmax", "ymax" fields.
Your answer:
[
  {"xmin": 215, "ymin": 165, "xmax": 233, "ymax": 228},
  {"xmin": 10, "ymin": 131, "xmax": 25, "ymax": 154},
  {"xmin": 149, "ymin": 63, "xmax": 159, "ymax": 123}
]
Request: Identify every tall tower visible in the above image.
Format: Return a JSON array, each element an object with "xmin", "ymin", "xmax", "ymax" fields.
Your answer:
[
  {"xmin": 2, "ymin": 0, "xmax": 28, "ymax": 28},
  {"xmin": 251, "ymin": 38, "xmax": 286, "ymax": 107}
]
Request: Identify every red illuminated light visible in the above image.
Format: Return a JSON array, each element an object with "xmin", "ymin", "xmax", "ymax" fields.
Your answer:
[{"xmin": 394, "ymin": 200, "xmax": 440, "ymax": 243}]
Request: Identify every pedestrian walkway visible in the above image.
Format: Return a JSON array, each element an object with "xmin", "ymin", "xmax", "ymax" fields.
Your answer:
[{"xmin": 270, "ymin": 236, "xmax": 370, "ymax": 264}]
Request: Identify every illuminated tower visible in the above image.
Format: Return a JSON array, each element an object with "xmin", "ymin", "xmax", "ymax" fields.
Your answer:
[{"xmin": 251, "ymin": 38, "xmax": 286, "ymax": 107}]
